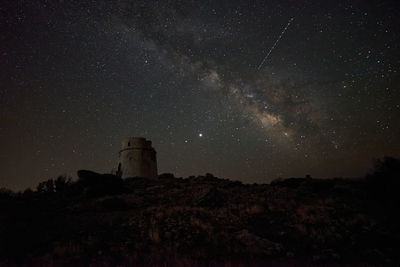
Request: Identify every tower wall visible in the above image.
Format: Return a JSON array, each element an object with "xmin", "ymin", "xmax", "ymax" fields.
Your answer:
[{"xmin": 118, "ymin": 137, "xmax": 157, "ymax": 179}]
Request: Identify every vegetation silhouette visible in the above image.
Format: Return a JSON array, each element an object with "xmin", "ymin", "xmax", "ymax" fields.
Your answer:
[{"xmin": 366, "ymin": 157, "xmax": 400, "ymax": 205}]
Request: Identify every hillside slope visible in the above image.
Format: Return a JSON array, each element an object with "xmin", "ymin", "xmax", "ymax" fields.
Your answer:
[{"xmin": 1, "ymin": 158, "xmax": 399, "ymax": 265}]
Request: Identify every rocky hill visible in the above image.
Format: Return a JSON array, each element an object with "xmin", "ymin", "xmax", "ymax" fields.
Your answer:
[{"xmin": 0, "ymin": 157, "xmax": 399, "ymax": 266}]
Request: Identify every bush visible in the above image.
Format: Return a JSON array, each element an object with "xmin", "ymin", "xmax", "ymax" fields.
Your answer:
[
  {"xmin": 100, "ymin": 197, "xmax": 129, "ymax": 211},
  {"xmin": 366, "ymin": 157, "xmax": 400, "ymax": 208},
  {"xmin": 76, "ymin": 170, "xmax": 125, "ymax": 197}
]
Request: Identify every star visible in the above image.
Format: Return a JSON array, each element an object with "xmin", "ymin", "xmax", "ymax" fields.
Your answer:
[{"xmin": 0, "ymin": 0, "xmax": 399, "ymax": 190}]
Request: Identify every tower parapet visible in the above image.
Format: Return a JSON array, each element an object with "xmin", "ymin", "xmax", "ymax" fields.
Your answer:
[{"xmin": 117, "ymin": 137, "xmax": 157, "ymax": 179}]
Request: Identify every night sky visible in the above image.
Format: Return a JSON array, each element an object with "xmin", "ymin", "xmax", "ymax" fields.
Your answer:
[{"xmin": 1, "ymin": 0, "xmax": 399, "ymax": 190}]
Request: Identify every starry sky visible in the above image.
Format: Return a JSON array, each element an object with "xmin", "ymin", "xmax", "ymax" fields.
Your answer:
[{"xmin": 1, "ymin": 0, "xmax": 399, "ymax": 190}]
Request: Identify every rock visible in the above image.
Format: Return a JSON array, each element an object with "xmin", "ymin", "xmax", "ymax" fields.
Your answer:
[
  {"xmin": 195, "ymin": 188, "xmax": 226, "ymax": 208},
  {"xmin": 286, "ymin": 251, "xmax": 294, "ymax": 258},
  {"xmin": 235, "ymin": 229, "xmax": 282, "ymax": 256}
]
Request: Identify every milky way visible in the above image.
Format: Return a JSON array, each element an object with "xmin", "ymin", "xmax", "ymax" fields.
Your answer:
[
  {"xmin": 1, "ymin": 0, "xmax": 399, "ymax": 190},
  {"xmin": 119, "ymin": 2, "xmax": 320, "ymax": 140}
]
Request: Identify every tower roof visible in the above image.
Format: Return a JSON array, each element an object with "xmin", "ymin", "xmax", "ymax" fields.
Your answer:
[{"xmin": 120, "ymin": 137, "xmax": 153, "ymax": 151}]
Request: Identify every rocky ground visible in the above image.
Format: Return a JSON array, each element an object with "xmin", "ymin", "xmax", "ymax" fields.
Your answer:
[{"xmin": 1, "ymin": 157, "xmax": 399, "ymax": 266}]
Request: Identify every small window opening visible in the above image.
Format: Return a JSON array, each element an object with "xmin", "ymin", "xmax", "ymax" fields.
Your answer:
[{"xmin": 128, "ymin": 142, "xmax": 130, "ymax": 146}]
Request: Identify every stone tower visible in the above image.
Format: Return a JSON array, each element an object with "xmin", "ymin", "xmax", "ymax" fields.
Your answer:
[{"xmin": 117, "ymin": 137, "xmax": 158, "ymax": 179}]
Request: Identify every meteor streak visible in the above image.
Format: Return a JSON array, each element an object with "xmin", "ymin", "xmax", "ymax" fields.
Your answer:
[{"xmin": 257, "ymin": 17, "xmax": 295, "ymax": 70}]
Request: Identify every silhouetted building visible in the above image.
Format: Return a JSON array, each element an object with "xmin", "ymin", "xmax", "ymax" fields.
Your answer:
[{"xmin": 117, "ymin": 137, "xmax": 157, "ymax": 179}]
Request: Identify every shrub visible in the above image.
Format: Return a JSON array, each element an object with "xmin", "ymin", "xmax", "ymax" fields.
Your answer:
[{"xmin": 366, "ymin": 157, "xmax": 400, "ymax": 208}]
